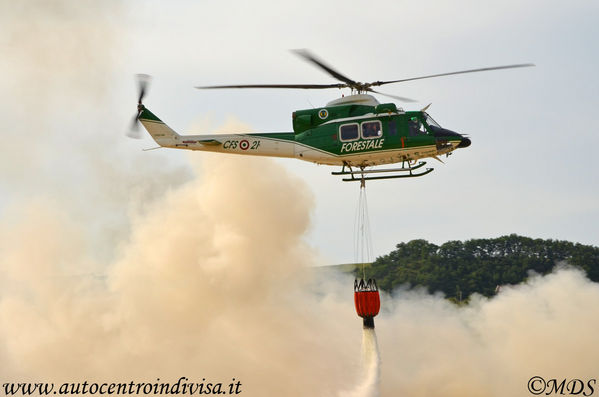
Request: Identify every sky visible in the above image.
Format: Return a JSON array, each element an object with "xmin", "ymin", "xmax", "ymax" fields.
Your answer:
[
  {"xmin": 1, "ymin": 2, "xmax": 599, "ymax": 396},
  {"xmin": 123, "ymin": 0, "xmax": 599, "ymax": 264},
  {"xmin": 2, "ymin": 0, "xmax": 598, "ymax": 264}
]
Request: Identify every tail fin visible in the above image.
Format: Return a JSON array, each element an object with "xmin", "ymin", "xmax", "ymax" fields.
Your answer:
[{"xmin": 138, "ymin": 106, "xmax": 180, "ymax": 146}]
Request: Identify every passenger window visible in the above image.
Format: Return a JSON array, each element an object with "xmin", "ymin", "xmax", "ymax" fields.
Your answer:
[
  {"xmin": 340, "ymin": 123, "xmax": 359, "ymax": 141},
  {"xmin": 362, "ymin": 121, "xmax": 382, "ymax": 139}
]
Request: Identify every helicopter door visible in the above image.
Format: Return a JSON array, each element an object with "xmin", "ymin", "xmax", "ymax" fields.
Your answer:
[{"xmin": 387, "ymin": 119, "xmax": 398, "ymax": 136}]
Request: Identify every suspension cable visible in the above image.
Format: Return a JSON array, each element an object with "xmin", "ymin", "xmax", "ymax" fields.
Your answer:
[{"xmin": 353, "ymin": 176, "xmax": 374, "ymax": 279}]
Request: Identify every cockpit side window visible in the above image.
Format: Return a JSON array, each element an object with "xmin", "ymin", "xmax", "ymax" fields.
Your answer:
[
  {"xmin": 424, "ymin": 113, "xmax": 441, "ymax": 128},
  {"xmin": 409, "ymin": 117, "xmax": 427, "ymax": 136}
]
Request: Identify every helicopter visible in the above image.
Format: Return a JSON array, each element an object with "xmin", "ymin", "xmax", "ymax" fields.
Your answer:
[{"xmin": 131, "ymin": 50, "xmax": 533, "ymax": 182}]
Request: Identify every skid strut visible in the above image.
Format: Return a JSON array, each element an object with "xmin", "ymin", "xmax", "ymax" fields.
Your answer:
[{"xmin": 332, "ymin": 161, "xmax": 433, "ymax": 182}]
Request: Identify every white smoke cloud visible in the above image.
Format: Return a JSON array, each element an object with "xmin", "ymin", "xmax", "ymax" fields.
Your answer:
[
  {"xmin": 0, "ymin": 153, "xmax": 358, "ymax": 397},
  {"xmin": 377, "ymin": 268, "xmax": 599, "ymax": 396},
  {"xmin": 0, "ymin": 0, "xmax": 193, "ymax": 261},
  {"xmin": 2, "ymin": 146, "xmax": 599, "ymax": 397}
]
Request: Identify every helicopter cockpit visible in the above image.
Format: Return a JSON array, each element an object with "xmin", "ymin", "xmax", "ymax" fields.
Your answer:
[
  {"xmin": 409, "ymin": 117, "xmax": 427, "ymax": 136},
  {"xmin": 423, "ymin": 113, "xmax": 441, "ymax": 128},
  {"xmin": 409, "ymin": 113, "xmax": 444, "ymax": 136},
  {"xmin": 418, "ymin": 112, "xmax": 468, "ymax": 147}
]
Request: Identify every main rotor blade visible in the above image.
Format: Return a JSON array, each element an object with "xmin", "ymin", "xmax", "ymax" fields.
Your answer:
[
  {"xmin": 367, "ymin": 88, "xmax": 417, "ymax": 103},
  {"xmin": 371, "ymin": 64, "xmax": 535, "ymax": 86},
  {"xmin": 292, "ymin": 49, "xmax": 358, "ymax": 86},
  {"xmin": 196, "ymin": 83, "xmax": 347, "ymax": 90}
]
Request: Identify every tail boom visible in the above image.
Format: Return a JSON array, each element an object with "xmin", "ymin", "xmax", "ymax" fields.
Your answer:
[{"xmin": 138, "ymin": 106, "xmax": 296, "ymax": 158}]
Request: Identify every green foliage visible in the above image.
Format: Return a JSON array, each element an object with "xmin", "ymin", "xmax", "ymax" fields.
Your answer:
[{"xmin": 361, "ymin": 234, "xmax": 599, "ymax": 300}]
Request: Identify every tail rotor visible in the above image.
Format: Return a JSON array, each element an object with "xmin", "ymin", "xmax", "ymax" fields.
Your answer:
[{"xmin": 127, "ymin": 74, "xmax": 151, "ymax": 139}]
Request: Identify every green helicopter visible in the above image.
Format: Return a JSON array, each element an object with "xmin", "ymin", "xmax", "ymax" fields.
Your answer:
[{"xmin": 131, "ymin": 50, "xmax": 533, "ymax": 182}]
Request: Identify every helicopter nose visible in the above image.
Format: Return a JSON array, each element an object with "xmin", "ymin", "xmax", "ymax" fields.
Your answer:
[
  {"xmin": 458, "ymin": 137, "xmax": 471, "ymax": 148},
  {"xmin": 428, "ymin": 125, "xmax": 470, "ymax": 148},
  {"xmin": 430, "ymin": 126, "xmax": 461, "ymax": 139},
  {"xmin": 430, "ymin": 126, "xmax": 470, "ymax": 147}
]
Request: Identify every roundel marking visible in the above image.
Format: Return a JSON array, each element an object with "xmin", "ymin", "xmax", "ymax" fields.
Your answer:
[
  {"xmin": 239, "ymin": 139, "xmax": 250, "ymax": 150},
  {"xmin": 318, "ymin": 109, "xmax": 329, "ymax": 119}
]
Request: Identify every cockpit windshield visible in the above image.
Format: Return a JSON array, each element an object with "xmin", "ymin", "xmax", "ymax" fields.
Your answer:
[{"xmin": 424, "ymin": 113, "xmax": 441, "ymax": 128}]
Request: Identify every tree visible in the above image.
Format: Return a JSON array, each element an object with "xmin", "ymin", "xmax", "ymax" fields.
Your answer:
[{"xmin": 358, "ymin": 235, "xmax": 599, "ymax": 300}]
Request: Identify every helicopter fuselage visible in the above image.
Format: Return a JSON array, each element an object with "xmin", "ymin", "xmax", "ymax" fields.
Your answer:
[{"xmin": 139, "ymin": 94, "xmax": 470, "ymax": 169}]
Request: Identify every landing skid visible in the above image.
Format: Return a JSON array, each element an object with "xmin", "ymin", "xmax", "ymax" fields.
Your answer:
[{"xmin": 332, "ymin": 161, "xmax": 433, "ymax": 182}]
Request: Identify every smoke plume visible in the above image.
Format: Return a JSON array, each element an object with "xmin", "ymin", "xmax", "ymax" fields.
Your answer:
[{"xmin": 3, "ymin": 151, "xmax": 599, "ymax": 397}]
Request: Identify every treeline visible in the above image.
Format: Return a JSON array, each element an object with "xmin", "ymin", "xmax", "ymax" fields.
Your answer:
[{"xmin": 360, "ymin": 234, "xmax": 599, "ymax": 301}]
